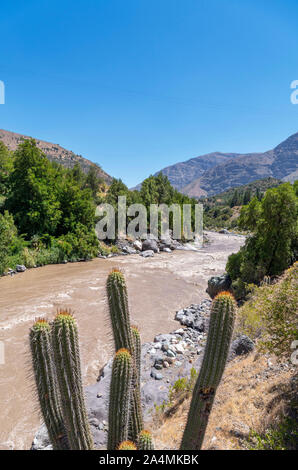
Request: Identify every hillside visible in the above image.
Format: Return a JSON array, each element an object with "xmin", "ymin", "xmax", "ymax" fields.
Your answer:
[
  {"xmin": 0, "ymin": 129, "xmax": 113, "ymax": 184},
  {"xmin": 202, "ymin": 177, "xmax": 283, "ymax": 230},
  {"xmin": 182, "ymin": 132, "xmax": 298, "ymax": 197},
  {"xmin": 135, "ymin": 131, "xmax": 298, "ymax": 197}
]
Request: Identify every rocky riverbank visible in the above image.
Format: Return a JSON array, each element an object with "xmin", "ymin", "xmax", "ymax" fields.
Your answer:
[{"xmin": 32, "ymin": 297, "xmax": 253, "ymax": 450}]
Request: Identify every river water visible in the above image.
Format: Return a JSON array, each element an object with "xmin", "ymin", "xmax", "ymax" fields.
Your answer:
[{"xmin": 0, "ymin": 232, "xmax": 244, "ymax": 449}]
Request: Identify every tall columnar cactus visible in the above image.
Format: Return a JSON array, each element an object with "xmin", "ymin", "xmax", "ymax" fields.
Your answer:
[
  {"xmin": 108, "ymin": 348, "xmax": 133, "ymax": 450},
  {"xmin": 106, "ymin": 270, "xmax": 144, "ymax": 442},
  {"xmin": 52, "ymin": 310, "xmax": 94, "ymax": 450},
  {"xmin": 29, "ymin": 319, "xmax": 69, "ymax": 450},
  {"xmin": 129, "ymin": 326, "xmax": 144, "ymax": 441},
  {"xmin": 106, "ymin": 269, "xmax": 134, "ymax": 354},
  {"xmin": 180, "ymin": 292, "xmax": 236, "ymax": 450},
  {"xmin": 118, "ymin": 441, "xmax": 137, "ymax": 450},
  {"xmin": 138, "ymin": 430, "xmax": 155, "ymax": 450}
]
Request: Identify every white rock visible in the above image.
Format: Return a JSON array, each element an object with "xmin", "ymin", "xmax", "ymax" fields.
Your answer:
[{"xmin": 175, "ymin": 344, "xmax": 185, "ymax": 354}]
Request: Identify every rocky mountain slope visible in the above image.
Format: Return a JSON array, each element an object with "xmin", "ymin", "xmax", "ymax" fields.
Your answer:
[
  {"xmin": 0, "ymin": 129, "xmax": 113, "ymax": 183},
  {"xmin": 137, "ymin": 132, "xmax": 298, "ymax": 197}
]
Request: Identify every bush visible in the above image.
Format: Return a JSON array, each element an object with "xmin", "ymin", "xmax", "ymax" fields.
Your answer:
[{"xmin": 236, "ymin": 262, "xmax": 298, "ymax": 359}]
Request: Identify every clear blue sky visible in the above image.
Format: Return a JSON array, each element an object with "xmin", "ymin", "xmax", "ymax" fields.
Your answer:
[{"xmin": 0, "ymin": 0, "xmax": 297, "ymax": 187}]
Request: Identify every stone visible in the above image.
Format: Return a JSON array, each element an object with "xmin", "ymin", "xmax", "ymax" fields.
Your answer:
[
  {"xmin": 175, "ymin": 344, "xmax": 185, "ymax": 354},
  {"xmin": 122, "ymin": 246, "xmax": 137, "ymax": 255},
  {"xmin": 133, "ymin": 240, "xmax": 142, "ymax": 251},
  {"xmin": 150, "ymin": 370, "xmax": 163, "ymax": 380},
  {"xmin": 140, "ymin": 250, "xmax": 154, "ymax": 258},
  {"xmin": 148, "ymin": 348, "xmax": 157, "ymax": 355},
  {"xmin": 162, "ymin": 247, "xmax": 172, "ymax": 253},
  {"xmin": 16, "ymin": 264, "xmax": 26, "ymax": 272},
  {"xmin": 167, "ymin": 350, "xmax": 176, "ymax": 358},
  {"xmin": 230, "ymin": 335, "xmax": 255, "ymax": 357},
  {"xmin": 163, "ymin": 361, "xmax": 170, "ymax": 368},
  {"xmin": 206, "ymin": 273, "xmax": 232, "ymax": 299},
  {"xmin": 154, "ymin": 363, "xmax": 163, "ymax": 370},
  {"xmin": 142, "ymin": 239, "xmax": 159, "ymax": 253}
]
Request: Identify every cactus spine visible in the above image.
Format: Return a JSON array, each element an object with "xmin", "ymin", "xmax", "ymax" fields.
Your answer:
[
  {"xmin": 52, "ymin": 310, "xmax": 93, "ymax": 450},
  {"xmin": 180, "ymin": 292, "xmax": 236, "ymax": 450},
  {"xmin": 138, "ymin": 430, "xmax": 154, "ymax": 450},
  {"xmin": 29, "ymin": 319, "xmax": 69, "ymax": 450},
  {"xmin": 118, "ymin": 441, "xmax": 137, "ymax": 450},
  {"xmin": 108, "ymin": 348, "xmax": 133, "ymax": 450}
]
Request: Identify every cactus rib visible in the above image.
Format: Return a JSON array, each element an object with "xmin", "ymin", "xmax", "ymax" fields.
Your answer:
[
  {"xmin": 52, "ymin": 310, "xmax": 93, "ymax": 450},
  {"xmin": 108, "ymin": 348, "xmax": 133, "ymax": 450},
  {"xmin": 29, "ymin": 319, "xmax": 69, "ymax": 450}
]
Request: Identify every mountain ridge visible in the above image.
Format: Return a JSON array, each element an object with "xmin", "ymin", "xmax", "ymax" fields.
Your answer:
[
  {"xmin": 135, "ymin": 132, "xmax": 298, "ymax": 197},
  {"xmin": 0, "ymin": 129, "xmax": 113, "ymax": 184}
]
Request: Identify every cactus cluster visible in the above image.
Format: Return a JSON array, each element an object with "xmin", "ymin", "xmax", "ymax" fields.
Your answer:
[
  {"xmin": 30, "ymin": 269, "xmax": 236, "ymax": 451},
  {"xmin": 106, "ymin": 269, "xmax": 147, "ymax": 450},
  {"xmin": 29, "ymin": 311, "xmax": 93, "ymax": 450}
]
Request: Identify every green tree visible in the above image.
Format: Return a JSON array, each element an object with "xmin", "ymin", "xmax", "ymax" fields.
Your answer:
[
  {"xmin": 5, "ymin": 140, "xmax": 62, "ymax": 238},
  {"xmin": 227, "ymin": 183, "xmax": 298, "ymax": 295},
  {"xmin": 0, "ymin": 211, "xmax": 18, "ymax": 273},
  {"xmin": 0, "ymin": 142, "xmax": 13, "ymax": 196}
]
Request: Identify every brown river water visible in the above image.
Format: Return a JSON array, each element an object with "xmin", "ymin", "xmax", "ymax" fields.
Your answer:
[{"xmin": 0, "ymin": 232, "xmax": 244, "ymax": 449}]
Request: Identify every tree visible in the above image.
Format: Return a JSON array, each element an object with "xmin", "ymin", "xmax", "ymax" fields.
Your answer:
[
  {"xmin": 5, "ymin": 140, "xmax": 62, "ymax": 238},
  {"xmin": 0, "ymin": 211, "xmax": 18, "ymax": 273},
  {"xmin": 84, "ymin": 165, "xmax": 104, "ymax": 199},
  {"xmin": 0, "ymin": 142, "xmax": 13, "ymax": 196},
  {"xmin": 227, "ymin": 183, "xmax": 298, "ymax": 295}
]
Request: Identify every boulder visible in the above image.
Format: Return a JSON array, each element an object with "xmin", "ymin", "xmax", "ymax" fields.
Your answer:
[
  {"xmin": 133, "ymin": 240, "xmax": 142, "ymax": 251},
  {"xmin": 142, "ymin": 239, "xmax": 159, "ymax": 253},
  {"xmin": 16, "ymin": 265, "xmax": 26, "ymax": 273},
  {"xmin": 122, "ymin": 246, "xmax": 137, "ymax": 255},
  {"xmin": 140, "ymin": 250, "xmax": 154, "ymax": 258},
  {"xmin": 206, "ymin": 273, "xmax": 232, "ymax": 299},
  {"xmin": 230, "ymin": 335, "xmax": 255, "ymax": 357}
]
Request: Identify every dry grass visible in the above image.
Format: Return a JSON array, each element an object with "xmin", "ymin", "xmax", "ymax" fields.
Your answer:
[{"xmin": 150, "ymin": 352, "xmax": 296, "ymax": 450}]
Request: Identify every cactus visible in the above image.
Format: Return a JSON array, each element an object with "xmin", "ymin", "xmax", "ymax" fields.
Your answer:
[
  {"xmin": 180, "ymin": 292, "xmax": 236, "ymax": 450},
  {"xmin": 52, "ymin": 310, "xmax": 93, "ymax": 450},
  {"xmin": 138, "ymin": 430, "xmax": 154, "ymax": 450},
  {"xmin": 118, "ymin": 441, "xmax": 137, "ymax": 450},
  {"xmin": 29, "ymin": 319, "xmax": 69, "ymax": 450},
  {"xmin": 129, "ymin": 326, "xmax": 144, "ymax": 441},
  {"xmin": 106, "ymin": 271, "xmax": 144, "ymax": 443},
  {"xmin": 106, "ymin": 269, "xmax": 134, "ymax": 354},
  {"xmin": 108, "ymin": 348, "xmax": 133, "ymax": 450}
]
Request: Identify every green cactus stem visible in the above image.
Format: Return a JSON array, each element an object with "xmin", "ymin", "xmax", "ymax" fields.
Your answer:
[
  {"xmin": 52, "ymin": 310, "xmax": 94, "ymax": 450},
  {"xmin": 29, "ymin": 319, "xmax": 69, "ymax": 450},
  {"xmin": 108, "ymin": 348, "xmax": 133, "ymax": 450},
  {"xmin": 138, "ymin": 430, "xmax": 154, "ymax": 450},
  {"xmin": 180, "ymin": 292, "xmax": 236, "ymax": 450},
  {"xmin": 106, "ymin": 269, "xmax": 134, "ymax": 354},
  {"xmin": 129, "ymin": 326, "xmax": 144, "ymax": 441}
]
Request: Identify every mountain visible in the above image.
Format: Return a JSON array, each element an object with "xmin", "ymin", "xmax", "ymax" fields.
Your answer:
[
  {"xmin": 0, "ymin": 129, "xmax": 113, "ymax": 184},
  {"xmin": 136, "ymin": 132, "xmax": 298, "ymax": 197}
]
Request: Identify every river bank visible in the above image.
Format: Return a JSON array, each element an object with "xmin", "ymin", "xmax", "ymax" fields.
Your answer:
[{"xmin": 0, "ymin": 231, "xmax": 245, "ymax": 449}]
